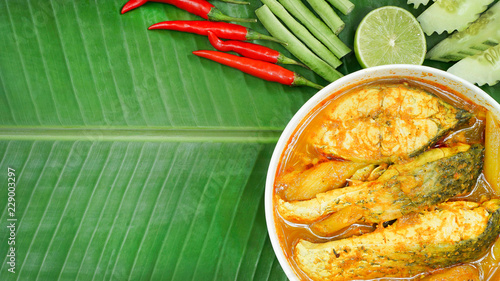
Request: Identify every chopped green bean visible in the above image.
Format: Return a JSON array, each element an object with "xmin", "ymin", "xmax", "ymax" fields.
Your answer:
[
  {"xmin": 305, "ymin": 0, "xmax": 344, "ymax": 34},
  {"xmin": 214, "ymin": 0, "xmax": 250, "ymax": 4},
  {"xmin": 261, "ymin": 0, "xmax": 341, "ymax": 68},
  {"xmin": 278, "ymin": 0, "xmax": 350, "ymax": 58},
  {"xmin": 327, "ymin": 0, "xmax": 354, "ymax": 15},
  {"xmin": 255, "ymin": 5, "xmax": 343, "ymax": 82}
]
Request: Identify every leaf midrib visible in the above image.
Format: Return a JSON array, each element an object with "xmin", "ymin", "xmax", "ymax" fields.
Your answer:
[{"xmin": 0, "ymin": 126, "xmax": 283, "ymax": 143}]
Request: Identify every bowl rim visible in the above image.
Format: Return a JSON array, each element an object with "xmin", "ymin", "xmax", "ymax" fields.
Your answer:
[{"xmin": 264, "ymin": 64, "xmax": 500, "ymax": 281}]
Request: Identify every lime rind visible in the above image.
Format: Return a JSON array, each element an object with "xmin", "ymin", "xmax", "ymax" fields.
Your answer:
[{"xmin": 354, "ymin": 6, "xmax": 426, "ymax": 68}]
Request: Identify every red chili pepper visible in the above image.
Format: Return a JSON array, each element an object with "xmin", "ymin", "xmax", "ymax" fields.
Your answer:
[
  {"xmin": 193, "ymin": 50, "xmax": 323, "ymax": 89},
  {"xmin": 121, "ymin": 0, "xmax": 256, "ymax": 23},
  {"xmin": 207, "ymin": 31, "xmax": 306, "ymax": 68},
  {"xmin": 149, "ymin": 21, "xmax": 285, "ymax": 44}
]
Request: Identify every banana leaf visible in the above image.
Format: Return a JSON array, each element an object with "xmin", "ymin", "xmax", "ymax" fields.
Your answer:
[{"xmin": 0, "ymin": 0, "xmax": 498, "ymax": 280}]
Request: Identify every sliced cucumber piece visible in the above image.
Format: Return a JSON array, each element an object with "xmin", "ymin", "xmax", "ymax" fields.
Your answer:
[
  {"xmin": 427, "ymin": 1, "xmax": 500, "ymax": 62},
  {"xmin": 417, "ymin": 0, "xmax": 494, "ymax": 35},
  {"xmin": 407, "ymin": 0, "xmax": 432, "ymax": 9},
  {"xmin": 448, "ymin": 44, "xmax": 500, "ymax": 86}
]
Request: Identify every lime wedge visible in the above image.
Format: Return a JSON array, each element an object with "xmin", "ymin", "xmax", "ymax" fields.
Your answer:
[{"xmin": 354, "ymin": 6, "xmax": 426, "ymax": 68}]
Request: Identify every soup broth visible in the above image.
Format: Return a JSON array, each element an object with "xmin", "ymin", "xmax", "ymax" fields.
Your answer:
[{"xmin": 274, "ymin": 77, "xmax": 500, "ymax": 281}]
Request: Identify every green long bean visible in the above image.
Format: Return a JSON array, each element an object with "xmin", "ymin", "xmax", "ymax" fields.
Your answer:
[
  {"xmin": 278, "ymin": 0, "xmax": 350, "ymax": 58},
  {"xmin": 255, "ymin": 5, "xmax": 343, "ymax": 82},
  {"xmin": 219, "ymin": 0, "xmax": 250, "ymax": 5},
  {"xmin": 216, "ymin": 0, "xmax": 250, "ymax": 4},
  {"xmin": 327, "ymin": 0, "xmax": 354, "ymax": 15},
  {"xmin": 261, "ymin": 0, "xmax": 341, "ymax": 68},
  {"xmin": 305, "ymin": 0, "xmax": 344, "ymax": 34}
]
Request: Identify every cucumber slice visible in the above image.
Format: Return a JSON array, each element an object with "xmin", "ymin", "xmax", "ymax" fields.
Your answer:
[
  {"xmin": 427, "ymin": 1, "xmax": 500, "ymax": 62},
  {"xmin": 407, "ymin": 0, "xmax": 432, "ymax": 9},
  {"xmin": 417, "ymin": 0, "xmax": 494, "ymax": 35},
  {"xmin": 447, "ymin": 44, "xmax": 500, "ymax": 86}
]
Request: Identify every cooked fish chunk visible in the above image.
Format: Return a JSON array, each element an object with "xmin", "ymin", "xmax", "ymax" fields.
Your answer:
[
  {"xmin": 277, "ymin": 144, "xmax": 482, "ymax": 224},
  {"xmin": 278, "ymin": 161, "xmax": 368, "ymax": 201},
  {"xmin": 295, "ymin": 199, "xmax": 500, "ymax": 281},
  {"xmin": 312, "ymin": 84, "xmax": 472, "ymax": 163}
]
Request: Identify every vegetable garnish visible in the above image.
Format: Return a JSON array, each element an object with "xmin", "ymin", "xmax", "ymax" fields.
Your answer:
[
  {"xmin": 206, "ymin": 32, "xmax": 306, "ymax": 67},
  {"xmin": 213, "ymin": 0, "xmax": 249, "ymax": 4},
  {"xmin": 256, "ymin": 5, "xmax": 343, "ymax": 82},
  {"xmin": 261, "ymin": 0, "xmax": 343, "ymax": 68},
  {"xmin": 426, "ymin": 1, "xmax": 500, "ymax": 62},
  {"xmin": 193, "ymin": 50, "xmax": 324, "ymax": 89},
  {"xmin": 278, "ymin": 0, "xmax": 350, "ymax": 57},
  {"xmin": 121, "ymin": 0, "xmax": 256, "ymax": 23},
  {"xmin": 484, "ymin": 111, "xmax": 500, "ymax": 193},
  {"xmin": 326, "ymin": 0, "xmax": 354, "ymax": 15},
  {"xmin": 304, "ymin": 0, "xmax": 345, "ymax": 34},
  {"xmin": 407, "ymin": 0, "xmax": 430, "ymax": 9},
  {"xmin": 148, "ymin": 21, "xmax": 285, "ymax": 44},
  {"xmin": 417, "ymin": 0, "xmax": 494, "ymax": 35},
  {"xmin": 447, "ymin": 44, "xmax": 500, "ymax": 86},
  {"xmin": 354, "ymin": 6, "xmax": 426, "ymax": 68}
]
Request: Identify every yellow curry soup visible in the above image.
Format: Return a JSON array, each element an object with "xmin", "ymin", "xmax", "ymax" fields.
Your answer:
[{"xmin": 274, "ymin": 78, "xmax": 499, "ymax": 281}]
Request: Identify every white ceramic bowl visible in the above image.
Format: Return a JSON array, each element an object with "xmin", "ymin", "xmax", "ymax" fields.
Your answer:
[{"xmin": 265, "ymin": 64, "xmax": 500, "ymax": 281}]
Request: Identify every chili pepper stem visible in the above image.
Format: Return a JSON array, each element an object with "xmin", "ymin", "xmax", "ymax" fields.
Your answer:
[
  {"xmin": 277, "ymin": 54, "xmax": 310, "ymax": 69},
  {"xmin": 292, "ymin": 74, "xmax": 323, "ymax": 90},
  {"xmin": 246, "ymin": 29, "xmax": 288, "ymax": 45},
  {"xmin": 208, "ymin": 9, "xmax": 257, "ymax": 22}
]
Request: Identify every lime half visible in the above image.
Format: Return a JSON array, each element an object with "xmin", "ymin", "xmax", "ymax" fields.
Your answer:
[{"xmin": 354, "ymin": 6, "xmax": 426, "ymax": 68}]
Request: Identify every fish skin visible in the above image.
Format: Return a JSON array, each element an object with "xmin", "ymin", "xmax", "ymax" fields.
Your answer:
[
  {"xmin": 277, "ymin": 144, "xmax": 484, "ymax": 223},
  {"xmin": 312, "ymin": 84, "xmax": 473, "ymax": 163},
  {"xmin": 294, "ymin": 199, "xmax": 500, "ymax": 281}
]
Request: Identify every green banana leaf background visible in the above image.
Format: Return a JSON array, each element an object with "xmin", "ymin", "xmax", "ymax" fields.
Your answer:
[{"xmin": 0, "ymin": 0, "xmax": 499, "ymax": 280}]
